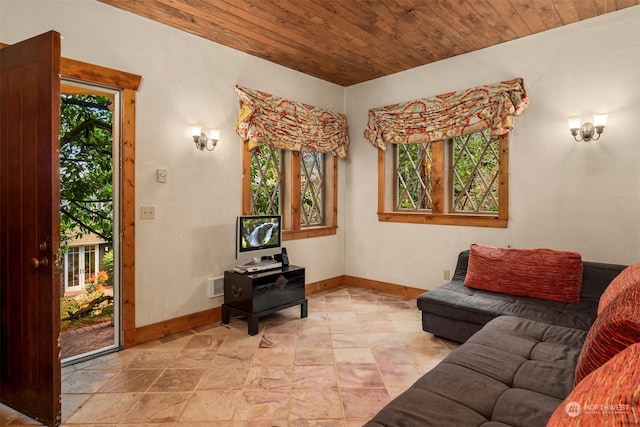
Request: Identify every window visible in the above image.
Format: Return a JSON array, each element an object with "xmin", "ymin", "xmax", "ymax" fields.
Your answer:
[
  {"xmin": 248, "ymin": 144, "xmax": 281, "ymax": 216},
  {"xmin": 380, "ymin": 130, "xmax": 509, "ymax": 227},
  {"xmin": 300, "ymin": 152, "xmax": 325, "ymax": 226},
  {"xmin": 243, "ymin": 143, "xmax": 337, "ymax": 240},
  {"xmin": 451, "ymin": 130, "xmax": 501, "ymax": 213}
]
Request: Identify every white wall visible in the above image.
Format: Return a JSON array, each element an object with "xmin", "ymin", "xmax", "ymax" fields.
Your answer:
[
  {"xmin": 344, "ymin": 6, "xmax": 640, "ymax": 290},
  {"xmin": 3, "ymin": 1, "xmax": 639, "ymax": 323},
  {"xmin": 0, "ymin": 0, "xmax": 346, "ymax": 326}
]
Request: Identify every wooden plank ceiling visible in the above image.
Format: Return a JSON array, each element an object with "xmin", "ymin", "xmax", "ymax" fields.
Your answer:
[{"xmin": 99, "ymin": 0, "xmax": 638, "ymax": 86}]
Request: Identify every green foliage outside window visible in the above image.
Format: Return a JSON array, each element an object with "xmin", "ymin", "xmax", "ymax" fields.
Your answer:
[
  {"xmin": 59, "ymin": 94, "xmax": 114, "ymax": 248},
  {"xmin": 396, "ymin": 142, "xmax": 433, "ymax": 210},
  {"xmin": 452, "ymin": 130, "xmax": 499, "ymax": 212},
  {"xmin": 395, "ymin": 129, "xmax": 500, "ymax": 214},
  {"xmin": 301, "ymin": 152, "xmax": 324, "ymax": 226},
  {"xmin": 250, "ymin": 145, "xmax": 281, "ymax": 215}
]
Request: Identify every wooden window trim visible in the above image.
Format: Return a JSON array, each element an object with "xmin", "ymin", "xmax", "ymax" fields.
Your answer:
[
  {"xmin": 291, "ymin": 152, "xmax": 302, "ymax": 232},
  {"xmin": 378, "ymin": 133, "xmax": 509, "ymax": 228},
  {"xmin": 431, "ymin": 141, "xmax": 446, "ymax": 214},
  {"xmin": 243, "ymin": 145, "xmax": 338, "ymax": 240}
]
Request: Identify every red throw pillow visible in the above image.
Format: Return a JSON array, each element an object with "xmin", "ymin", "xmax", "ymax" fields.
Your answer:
[
  {"xmin": 597, "ymin": 262, "xmax": 640, "ymax": 315},
  {"xmin": 548, "ymin": 343, "xmax": 640, "ymax": 426},
  {"xmin": 464, "ymin": 244, "xmax": 583, "ymax": 303},
  {"xmin": 574, "ymin": 285, "xmax": 640, "ymax": 385}
]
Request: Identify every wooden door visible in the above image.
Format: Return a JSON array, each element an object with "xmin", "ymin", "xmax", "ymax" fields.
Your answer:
[{"xmin": 0, "ymin": 31, "xmax": 62, "ymax": 427}]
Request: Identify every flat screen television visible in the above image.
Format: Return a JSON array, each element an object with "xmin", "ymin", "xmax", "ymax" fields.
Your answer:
[{"xmin": 236, "ymin": 214, "xmax": 282, "ymax": 258}]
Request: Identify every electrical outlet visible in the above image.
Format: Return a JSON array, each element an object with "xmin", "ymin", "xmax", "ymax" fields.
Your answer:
[
  {"xmin": 140, "ymin": 206, "xmax": 155, "ymax": 220},
  {"xmin": 443, "ymin": 269, "xmax": 451, "ymax": 281}
]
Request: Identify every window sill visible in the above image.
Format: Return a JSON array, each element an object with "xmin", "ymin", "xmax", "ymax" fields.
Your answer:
[
  {"xmin": 283, "ymin": 226, "xmax": 338, "ymax": 240},
  {"xmin": 378, "ymin": 212, "xmax": 507, "ymax": 228}
]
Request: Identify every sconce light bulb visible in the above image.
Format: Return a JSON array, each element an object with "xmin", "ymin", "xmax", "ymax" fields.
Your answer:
[
  {"xmin": 567, "ymin": 116, "xmax": 582, "ymax": 131},
  {"xmin": 593, "ymin": 114, "xmax": 608, "ymax": 128},
  {"xmin": 190, "ymin": 125, "xmax": 202, "ymax": 137},
  {"xmin": 209, "ymin": 129, "xmax": 221, "ymax": 141}
]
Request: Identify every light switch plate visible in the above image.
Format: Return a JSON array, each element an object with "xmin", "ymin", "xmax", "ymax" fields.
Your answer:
[{"xmin": 157, "ymin": 169, "xmax": 167, "ymax": 183}]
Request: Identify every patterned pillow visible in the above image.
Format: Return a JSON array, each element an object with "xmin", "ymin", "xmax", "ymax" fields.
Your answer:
[
  {"xmin": 464, "ymin": 244, "xmax": 583, "ymax": 303},
  {"xmin": 547, "ymin": 343, "xmax": 640, "ymax": 426},
  {"xmin": 574, "ymin": 285, "xmax": 640, "ymax": 385},
  {"xmin": 597, "ymin": 262, "xmax": 640, "ymax": 315}
]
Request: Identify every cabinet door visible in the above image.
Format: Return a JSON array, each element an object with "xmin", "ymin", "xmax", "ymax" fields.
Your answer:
[{"xmin": 253, "ymin": 272, "xmax": 305, "ymax": 312}]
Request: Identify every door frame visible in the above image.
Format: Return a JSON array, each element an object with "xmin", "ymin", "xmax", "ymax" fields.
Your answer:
[{"xmin": 59, "ymin": 58, "xmax": 141, "ymax": 348}]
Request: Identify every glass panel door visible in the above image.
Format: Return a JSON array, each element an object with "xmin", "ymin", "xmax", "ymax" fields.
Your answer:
[
  {"xmin": 60, "ymin": 80, "xmax": 120, "ymax": 365},
  {"xmin": 83, "ymin": 246, "xmax": 96, "ymax": 285},
  {"xmin": 65, "ymin": 247, "xmax": 82, "ymax": 292}
]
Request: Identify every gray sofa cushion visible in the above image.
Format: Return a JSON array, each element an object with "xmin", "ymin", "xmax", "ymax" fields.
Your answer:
[
  {"xmin": 419, "ymin": 281, "xmax": 598, "ymax": 328},
  {"xmin": 365, "ymin": 316, "xmax": 586, "ymax": 427},
  {"xmin": 418, "ymin": 251, "xmax": 626, "ymax": 342}
]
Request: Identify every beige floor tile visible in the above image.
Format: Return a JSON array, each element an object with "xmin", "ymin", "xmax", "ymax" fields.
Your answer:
[
  {"xmin": 372, "ymin": 346, "xmax": 417, "ymax": 365},
  {"xmin": 296, "ymin": 333, "xmax": 333, "ymax": 348},
  {"xmin": 378, "ymin": 364, "xmax": 423, "ymax": 387},
  {"xmin": 366, "ymin": 332, "xmax": 405, "ymax": 347},
  {"xmin": 252, "ymin": 347, "xmax": 296, "ymax": 366},
  {"xmin": 128, "ymin": 349, "xmax": 182, "ymax": 369},
  {"xmin": 289, "ymin": 388, "xmax": 343, "ymax": 420},
  {"xmin": 148, "ymin": 368, "xmax": 205, "ymax": 392},
  {"xmin": 99, "ymin": 369, "xmax": 162, "ymax": 392},
  {"xmin": 4, "ymin": 286, "xmax": 458, "ymax": 426},
  {"xmin": 297, "ymin": 320, "xmax": 331, "ymax": 334},
  {"xmin": 61, "ymin": 393, "xmax": 90, "ymax": 423},
  {"xmin": 356, "ymin": 311, "xmax": 390, "ymax": 321},
  {"xmin": 244, "ymin": 366, "xmax": 294, "ymax": 390},
  {"xmin": 259, "ymin": 333, "xmax": 297, "ymax": 347},
  {"xmin": 333, "ymin": 348, "xmax": 375, "ymax": 365},
  {"xmin": 292, "ymin": 365, "xmax": 338, "ymax": 389},
  {"xmin": 62, "ymin": 369, "xmax": 116, "ymax": 393},
  {"xmin": 198, "ymin": 366, "xmax": 250, "ymax": 390},
  {"xmin": 263, "ymin": 321, "xmax": 299, "ymax": 335},
  {"xmin": 65, "ymin": 392, "xmax": 142, "ymax": 424},
  {"xmin": 213, "ymin": 347, "xmax": 257, "ymax": 368},
  {"xmin": 340, "ymin": 388, "xmax": 391, "ymax": 419},
  {"xmin": 122, "ymin": 392, "xmax": 191, "ymax": 423},
  {"xmin": 295, "ymin": 347, "xmax": 334, "ymax": 365},
  {"xmin": 234, "ymin": 390, "xmax": 290, "ymax": 421},
  {"xmin": 180, "ymin": 390, "xmax": 242, "ymax": 421},
  {"xmin": 171, "ymin": 347, "xmax": 218, "ymax": 368},
  {"xmin": 331, "ymin": 333, "xmax": 369, "ymax": 348},
  {"xmin": 336, "ymin": 365, "xmax": 385, "ymax": 389},
  {"xmin": 329, "ymin": 320, "xmax": 364, "ymax": 334}
]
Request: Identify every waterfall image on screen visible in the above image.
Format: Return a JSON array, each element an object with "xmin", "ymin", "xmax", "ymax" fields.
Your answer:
[{"xmin": 239, "ymin": 216, "xmax": 281, "ymax": 251}]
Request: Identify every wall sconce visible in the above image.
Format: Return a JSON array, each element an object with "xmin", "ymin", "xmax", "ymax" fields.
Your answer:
[
  {"xmin": 568, "ymin": 114, "xmax": 607, "ymax": 142},
  {"xmin": 190, "ymin": 125, "xmax": 220, "ymax": 151}
]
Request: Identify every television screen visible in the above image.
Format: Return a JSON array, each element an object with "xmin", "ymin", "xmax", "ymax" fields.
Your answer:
[{"xmin": 237, "ymin": 215, "xmax": 281, "ymax": 253}]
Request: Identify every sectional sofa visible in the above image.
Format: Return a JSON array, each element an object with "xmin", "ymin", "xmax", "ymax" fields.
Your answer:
[{"xmin": 366, "ymin": 244, "xmax": 640, "ymax": 427}]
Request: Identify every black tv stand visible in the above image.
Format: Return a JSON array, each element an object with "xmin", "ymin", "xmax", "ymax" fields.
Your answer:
[{"xmin": 221, "ymin": 265, "xmax": 307, "ymax": 335}]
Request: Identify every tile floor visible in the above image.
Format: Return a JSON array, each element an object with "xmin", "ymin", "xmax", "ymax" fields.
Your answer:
[{"xmin": 1, "ymin": 285, "xmax": 457, "ymax": 426}]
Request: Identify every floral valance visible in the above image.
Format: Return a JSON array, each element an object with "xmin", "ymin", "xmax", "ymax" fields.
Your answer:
[
  {"xmin": 235, "ymin": 86, "xmax": 349, "ymax": 159},
  {"xmin": 364, "ymin": 78, "xmax": 528, "ymax": 150}
]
